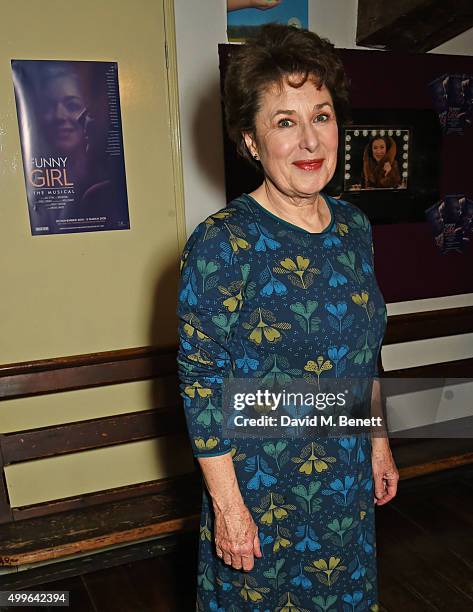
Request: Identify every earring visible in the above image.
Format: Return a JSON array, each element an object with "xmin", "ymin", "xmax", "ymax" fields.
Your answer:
[{"xmin": 253, "ymin": 153, "xmax": 259, "ymax": 160}]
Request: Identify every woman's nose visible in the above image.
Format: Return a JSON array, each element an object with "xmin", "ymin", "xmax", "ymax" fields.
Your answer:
[
  {"xmin": 53, "ymin": 103, "xmax": 69, "ymax": 121},
  {"xmin": 298, "ymin": 122, "xmax": 319, "ymax": 151}
]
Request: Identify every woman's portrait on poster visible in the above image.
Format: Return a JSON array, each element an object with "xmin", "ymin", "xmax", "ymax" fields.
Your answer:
[
  {"xmin": 344, "ymin": 129, "xmax": 409, "ymax": 192},
  {"xmin": 11, "ymin": 58, "xmax": 130, "ymax": 234}
]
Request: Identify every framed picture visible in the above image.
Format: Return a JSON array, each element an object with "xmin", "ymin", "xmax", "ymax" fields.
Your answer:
[
  {"xmin": 325, "ymin": 108, "xmax": 442, "ymax": 225},
  {"xmin": 343, "ymin": 127, "xmax": 410, "ymax": 192}
]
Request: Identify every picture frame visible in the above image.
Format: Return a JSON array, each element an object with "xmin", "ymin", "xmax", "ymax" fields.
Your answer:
[
  {"xmin": 342, "ymin": 127, "xmax": 410, "ymax": 192},
  {"xmin": 325, "ymin": 108, "xmax": 442, "ymax": 225}
]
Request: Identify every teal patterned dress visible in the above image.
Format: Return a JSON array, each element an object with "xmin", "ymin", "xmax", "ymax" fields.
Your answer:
[{"xmin": 176, "ymin": 193, "xmax": 387, "ymax": 612}]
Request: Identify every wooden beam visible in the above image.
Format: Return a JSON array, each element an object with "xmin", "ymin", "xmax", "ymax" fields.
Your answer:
[
  {"xmin": 1, "ymin": 408, "xmax": 185, "ymax": 463},
  {"xmin": 0, "ymin": 439, "xmax": 13, "ymax": 523},
  {"xmin": 0, "ymin": 473, "xmax": 201, "ymax": 566},
  {"xmin": 383, "ymin": 306, "xmax": 473, "ymax": 345},
  {"xmin": 357, "ymin": 0, "xmax": 473, "ymax": 52}
]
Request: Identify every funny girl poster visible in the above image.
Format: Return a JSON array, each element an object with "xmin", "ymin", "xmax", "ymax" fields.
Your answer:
[{"xmin": 11, "ymin": 60, "xmax": 130, "ymax": 235}]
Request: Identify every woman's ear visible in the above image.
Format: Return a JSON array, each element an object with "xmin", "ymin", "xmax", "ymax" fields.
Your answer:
[{"xmin": 243, "ymin": 132, "xmax": 259, "ymax": 159}]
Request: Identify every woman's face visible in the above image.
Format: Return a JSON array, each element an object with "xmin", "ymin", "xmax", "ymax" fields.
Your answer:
[
  {"xmin": 244, "ymin": 77, "xmax": 339, "ymax": 199},
  {"xmin": 41, "ymin": 75, "xmax": 87, "ymax": 153},
  {"xmin": 372, "ymin": 138, "xmax": 387, "ymax": 162}
]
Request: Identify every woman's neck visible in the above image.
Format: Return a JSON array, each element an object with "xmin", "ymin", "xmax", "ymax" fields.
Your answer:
[{"xmin": 249, "ymin": 180, "xmax": 330, "ymax": 233}]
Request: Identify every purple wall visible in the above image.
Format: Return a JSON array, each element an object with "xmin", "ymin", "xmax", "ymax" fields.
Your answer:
[{"xmin": 339, "ymin": 49, "xmax": 473, "ymax": 302}]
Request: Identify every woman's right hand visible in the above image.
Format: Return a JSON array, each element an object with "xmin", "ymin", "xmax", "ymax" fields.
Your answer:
[{"xmin": 213, "ymin": 501, "xmax": 262, "ymax": 571}]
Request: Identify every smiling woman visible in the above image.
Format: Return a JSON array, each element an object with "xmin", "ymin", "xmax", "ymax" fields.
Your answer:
[{"xmin": 177, "ymin": 23, "xmax": 397, "ymax": 612}]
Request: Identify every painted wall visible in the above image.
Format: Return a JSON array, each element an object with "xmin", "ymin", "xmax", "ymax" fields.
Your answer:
[
  {"xmin": 0, "ymin": 0, "xmax": 194, "ymax": 509},
  {"xmin": 0, "ymin": 0, "xmax": 182, "ymax": 366}
]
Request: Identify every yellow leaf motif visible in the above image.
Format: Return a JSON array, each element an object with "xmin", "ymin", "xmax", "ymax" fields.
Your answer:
[
  {"xmin": 261, "ymin": 508, "xmax": 279, "ymax": 525},
  {"xmin": 222, "ymin": 288, "xmax": 243, "ymax": 312},
  {"xmin": 305, "ymin": 556, "xmax": 347, "ymax": 587},
  {"xmin": 183, "ymin": 322, "xmax": 194, "ymax": 337},
  {"xmin": 210, "ymin": 209, "xmax": 235, "ymax": 220},
  {"xmin": 337, "ymin": 222, "xmax": 349, "ymax": 236},
  {"xmin": 304, "ymin": 356, "xmax": 333, "ymax": 376},
  {"xmin": 249, "ymin": 327, "xmax": 263, "ymax": 345},
  {"xmin": 293, "ymin": 442, "xmax": 336, "ymax": 475},
  {"xmin": 230, "ymin": 235, "xmax": 250, "ymax": 253},
  {"xmin": 238, "ymin": 577, "xmax": 269, "ymax": 603},
  {"xmin": 352, "ymin": 291, "xmax": 369, "ymax": 305},
  {"xmin": 182, "ymin": 320, "xmax": 209, "ymax": 340},
  {"xmin": 224, "ymin": 222, "xmax": 251, "ymax": 254},
  {"xmin": 188, "ymin": 348, "xmax": 213, "ymax": 366},
  {"xmin": 351, "ymin": 291, "xmax": 372, "ymax": 321},
  {"xmin": 194, "ymin": 437, "xmax": 219, "ymax": 451},
  {"xmin": 296, "ymin": 255, "xmax": 310, "ymax": 270},
  {"xmin": 276, "ymin": 255, "xmax": 319, "ymax": 290},
  {"xmin": 351, "ymin": 293, "xmax": 363, "ymax": 305},
  {"xmin": 245, "ymin": 308, "xmax": 289, "ymax": 345},
  {"xmin": 254, "ymin": 492, "xmax": 296, "ymax": 525},
  {"xmin": 264, "ymin": 326, "xmax": 282, "ymax": 342},
  {"xmin": 184, "ymin": 382, "xmax": 212, "ymax": 399},
  {"xmin": 280, "ymin": 257, "xmax": 298, "ymax": 271},
  {"xmin": 304, "ymin": 360, "xmax": 318, "ymax": 372},
  {"xmin": 279, "ymin": 593, "xmax": 305, "ymax": 612},
  {"xmin": 273, "ymin": 525, "xmax": 292, "ymax": 552}
]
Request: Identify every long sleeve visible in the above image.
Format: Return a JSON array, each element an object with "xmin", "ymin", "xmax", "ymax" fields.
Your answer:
[
  {"xmin": 176, "ymin": 219, "xmax": 246, "ymax": 458},
  {"xmin": 367, "ymin": 219, "xmax": 384, "ymax": 379}
]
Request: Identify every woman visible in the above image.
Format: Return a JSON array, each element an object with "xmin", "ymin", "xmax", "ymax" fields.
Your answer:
[
  {"xmin": 362, "ymin": 135, "xmax": 401, "ymax": 189},
  {"xmin": 177, "ymin": 24, "xmax": 398, "ymax": 611},
  {"xmin": 37, "ymin": 65, "xmax": 102, "ymax": 202}
]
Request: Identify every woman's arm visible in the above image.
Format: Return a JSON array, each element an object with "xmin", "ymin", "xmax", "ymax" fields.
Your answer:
[
  {"xmin": 378, "ymin": 160, "xmax": 401, "ymax": 188},
  {"xmin": 177, "ymin": 219, "xmax": 262, "ymax": 570},
  {"xmin": 370, "ymin": 379, "xmax": 399, "ymax": 505},
  {"xmin": 198, "ymin": 453, "xmax": 262, "ymax": 571}
]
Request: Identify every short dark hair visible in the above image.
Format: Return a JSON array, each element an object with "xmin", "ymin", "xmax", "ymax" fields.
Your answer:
[{"xmin": 223, "ymin": 23, "xmax": 351, "ymax": 167}]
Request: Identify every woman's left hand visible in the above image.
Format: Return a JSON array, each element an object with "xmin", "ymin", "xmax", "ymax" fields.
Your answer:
[{"xmin": 371, "ymin": 439, "xmax": 399, "ymax": 506}]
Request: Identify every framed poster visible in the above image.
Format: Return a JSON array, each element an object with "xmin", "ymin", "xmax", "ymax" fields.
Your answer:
[
  {"xmin": 325, "ymin": 108, "xmax": 442, "ymax": 225},
  {"xmin": 343, "ymin": 127, "xmax": 410, "ymax": 192},
  {"xmin": 11, "ymin": 60, "xmax": 130, "ymax": 235}
]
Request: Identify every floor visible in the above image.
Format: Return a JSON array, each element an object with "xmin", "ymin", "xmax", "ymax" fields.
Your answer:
[{"xmin": 12, "ymin": 463, "xmax": 473, "ymax": 612}]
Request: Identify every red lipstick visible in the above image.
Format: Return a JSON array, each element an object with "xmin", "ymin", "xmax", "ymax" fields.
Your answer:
[{"xmin": 293, "ymin": 159, "xmax": 324, "ymax": 171}]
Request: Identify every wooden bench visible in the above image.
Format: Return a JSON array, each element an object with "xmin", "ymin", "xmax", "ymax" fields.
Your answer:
[
  {"xmin": 0, "ymin": 348, "xmax": 201, "ymax": 589},
  {"xmin": 1, "ymin": 306, "xmax": 472, "ymax": 589}
]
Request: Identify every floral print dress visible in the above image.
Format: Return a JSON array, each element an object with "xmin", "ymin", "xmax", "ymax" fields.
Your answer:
[{"xmin": 177, "ymin": 193, "xmax": 387, "ymax": 612}]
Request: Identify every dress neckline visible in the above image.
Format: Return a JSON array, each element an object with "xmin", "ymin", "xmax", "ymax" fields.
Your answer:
[{"xmin": 241, "ymin": 192, "xmax": 335, "ymax": 236}]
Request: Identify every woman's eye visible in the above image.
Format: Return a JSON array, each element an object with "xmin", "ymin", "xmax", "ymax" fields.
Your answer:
[
  {"xmin": 278, "ymin": 118, "xmax": 293, "ymax": 128},
  {"xmin": 66, "ymin": 102, "xmax": 83, "ymax": 113},
  {"xmin": 315, "ymin": 113, "xmax": 330, "ymax": 123}
]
